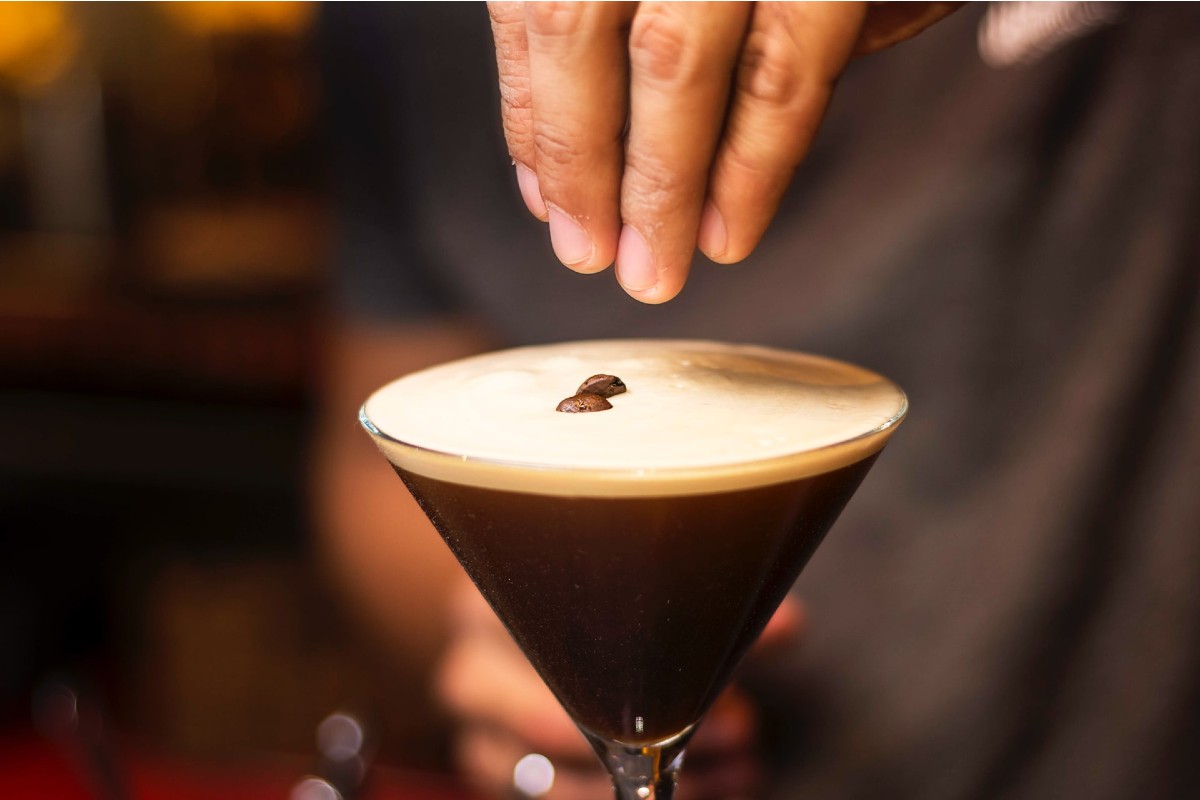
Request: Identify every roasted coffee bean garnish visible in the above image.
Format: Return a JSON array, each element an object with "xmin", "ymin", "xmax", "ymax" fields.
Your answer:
[
  {"xmin": 556, "ymin": 393, "xmax": 613, "ymax": 413},
  {"xmin": 556, "ymin": 373, "xmax": 626, "ymax": 413},
  {"xmin": 576, "ymin": 374, "xmax": 627, "ymax": 398}
]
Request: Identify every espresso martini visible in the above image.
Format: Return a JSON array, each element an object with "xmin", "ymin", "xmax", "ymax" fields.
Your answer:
[{"xmin": 361, "ymin": 340, "xmax": 906, "ymax": 797}]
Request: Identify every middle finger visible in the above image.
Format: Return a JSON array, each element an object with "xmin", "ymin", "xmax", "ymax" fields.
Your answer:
[{"xmin": 616, "ymin": 2, "xmax": 752, "ymax": 302}]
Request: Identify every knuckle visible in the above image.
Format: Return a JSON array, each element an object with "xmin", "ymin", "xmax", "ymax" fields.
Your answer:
[
  {"xmin": 738, "ymin": 29, "xmax": 802, "ymax": 107},
  {"xmin": 525, "ymin": 1, "xmax": 585, "ymax": 37},
  {"xmin": 721, "ymin": 133, "xmax": 782, "ymax": 179},
  {"xmin": 629, "ymin": 8, "xmax": 697, "ymax": 85},
  {"xmin": 531, "ymin": 120, "xmax": 579, "ymax": 172},
  {"xmin": 622, "ymin": 151, "xmax": 686, "ymax": 214}
]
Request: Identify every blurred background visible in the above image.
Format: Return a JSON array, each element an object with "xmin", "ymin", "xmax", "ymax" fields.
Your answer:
[
  {"xmin": 4, "ymin": 3, "xmax": 1199, "ymax": 799},
  {"xmin": 0, "ymin": 3, "xmax": 461, "ymax": 797}
]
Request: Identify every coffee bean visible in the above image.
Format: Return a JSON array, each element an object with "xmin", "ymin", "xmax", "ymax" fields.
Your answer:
[
  {"xmin": 576, "ymin": 374, "xmax": 626, "ymax": 398},
  {"xmin": 556, "ymin": 393, "xmax": 613, "ymax": 413}
]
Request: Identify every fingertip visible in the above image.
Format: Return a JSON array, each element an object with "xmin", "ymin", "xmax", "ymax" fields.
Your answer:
[
  {"xmin": 700, "ymin": 206, "xmax": 763, "ymax": 266},
  {"xmin": 697, "ymin": 201, "xmax": 728, "ymax": 261},
  {"xmin": 515, "ymin": 162, "xmax": 548, "ymax": 221},
  {"xmin": 547, "ymin": 204, "xmax": 601, "ymax": 271},
  {"xmin": 626, "ymin": 283, "xmax": 682, "ymax": 304},
  {"xmin": 705, "ymin": 244, "xmax": 754, "ymax": 266},
  {"xmin": 615, "ymin": 225, "xmax": 655, "ymax": 289},
  {"xmin": 698, "ymin": 195, "xmax": 764, "ymax": 264},
  {"xmin": 616, "ymin": 224, "xmax": 690, "ymax": 303}
]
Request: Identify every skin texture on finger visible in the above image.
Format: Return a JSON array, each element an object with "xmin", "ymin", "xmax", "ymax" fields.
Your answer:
[
  {"xmin": 700, "ymin": 2, "xmax": 866, "ymax": 264},
  {"xmin": 525, "ymin": 2, "xmax": 635, "ymax": 272},
  {"xmin": 617, "ymin": 1, "xmax": 753, "ymax": 303},
  {"xmin": 488, "ymin": 2, "xmax": 546, "ymax": 220}
]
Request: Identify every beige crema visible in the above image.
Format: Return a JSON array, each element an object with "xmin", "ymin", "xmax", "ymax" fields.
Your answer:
[{"xmin": 361, "ymin": 340, "xmax": 907, "ymax": 496}]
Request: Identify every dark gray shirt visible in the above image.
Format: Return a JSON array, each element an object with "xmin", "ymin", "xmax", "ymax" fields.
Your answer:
[{"xmin": 322, "ymin": 5, "xmax": 1200, "ymax": 797}]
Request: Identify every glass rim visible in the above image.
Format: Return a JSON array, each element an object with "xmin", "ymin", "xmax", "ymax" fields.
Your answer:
[{"xmin": 359, "ymin": 391, "xmax": 907, "ymax": 497}]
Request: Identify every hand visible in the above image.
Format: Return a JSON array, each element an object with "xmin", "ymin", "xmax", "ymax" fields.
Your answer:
[
  {"xmin": 489, "ymin": 2, "xmax": 958, "ymax": 303},
  {"xmin": 435, "ymin": 575, "xmax": 805, "ymax": 799}
]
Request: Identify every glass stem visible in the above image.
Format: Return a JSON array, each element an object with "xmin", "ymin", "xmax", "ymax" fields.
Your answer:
[{"xmin": 582, "ymin": 727, "xmax": 693, "ymax": 800}]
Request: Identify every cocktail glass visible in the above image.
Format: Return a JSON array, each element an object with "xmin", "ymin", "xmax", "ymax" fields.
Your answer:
[{"xmin": 359, "ymin": 340, "xmax": 906, "ymax": 799}]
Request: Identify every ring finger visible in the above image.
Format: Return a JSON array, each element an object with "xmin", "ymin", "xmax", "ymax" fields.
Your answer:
[{"xmin": 699, "ymin": 2, "xmax": 866, "ymax": 263}]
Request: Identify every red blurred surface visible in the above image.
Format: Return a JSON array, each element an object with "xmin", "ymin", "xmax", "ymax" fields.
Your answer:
[{"xmin": 0, "ymin": 731, "xmax": 476, "ymax": 800}]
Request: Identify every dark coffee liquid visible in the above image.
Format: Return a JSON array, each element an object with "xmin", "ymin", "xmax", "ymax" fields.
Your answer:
[{"xmin": 398, "ymin": 454, "xmax": 878, "ymax": 744}]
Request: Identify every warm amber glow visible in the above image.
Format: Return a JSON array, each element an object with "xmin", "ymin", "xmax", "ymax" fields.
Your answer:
[
  {"xmin": 0, "ymin": 2, "xmax": 79, "ymax": 88},
  {"xmin": 159, "ymin": 1, "xmax": 315, "ymax": 37}
]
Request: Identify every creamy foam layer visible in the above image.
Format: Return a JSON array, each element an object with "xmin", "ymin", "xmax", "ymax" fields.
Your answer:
[{"xmin": 361, "ymin": 340, "xmax": 907, "ymax": 496}]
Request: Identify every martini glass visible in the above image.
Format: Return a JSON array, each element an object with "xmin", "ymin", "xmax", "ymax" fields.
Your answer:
[{"xmin": 360, "ymin": 340, "xmax": 906, "ymax": 799}]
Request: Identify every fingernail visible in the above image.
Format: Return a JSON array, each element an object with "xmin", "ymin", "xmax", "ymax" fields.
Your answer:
[
  {"xmin": 615, "ymin": 225, "xmax": 657, "ymax": 292},
  {"xmin": 548, "ymin": 205, "xmax": 594, "ymax": 267},
  {"xmin": 515, "ymin": 163, "xmax": 547, "ymax": 220},
  {"xmin": 698, "ymin": 202, "xmax": 727, "ymax": 258}
]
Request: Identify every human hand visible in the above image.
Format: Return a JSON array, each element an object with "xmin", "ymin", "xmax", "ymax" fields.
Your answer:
[
  {"xmin": 489, "ymin": 1, "xmax": 958, "ymax": 303},
  {"xmin": 435, "ymin": 575, "xmax": 804, "ymax": 799}
]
